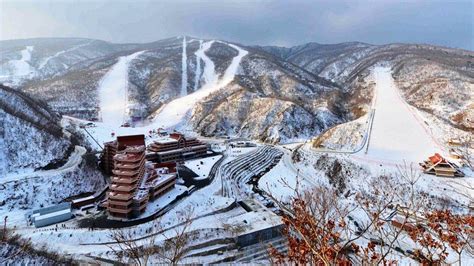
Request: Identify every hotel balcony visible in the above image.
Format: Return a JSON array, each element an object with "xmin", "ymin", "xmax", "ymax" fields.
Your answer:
[
  {"xmin": 112, "ymin": 168, "xmax": 142, "ymax": 177},
  {"xmin": 114, "ymin": 153, "xmax": 145, "ymax": 163},
  {"xmin": 108, "ymin": 191, "xmax": 134, "ymax": 201},
  {"xmin": 111, "ymin": 175, "xmax": 140, "ymax": 184},
  {"xmin": 108, "ymin": 206, "xmax": 133, "ymax": 215},
  {"xmin": 110, "ymin": 184, "xmax": 137, "ymax": 193},
  {"xmin": 107, "ymin": 199, "xmax": 133, "ymax": 207}
]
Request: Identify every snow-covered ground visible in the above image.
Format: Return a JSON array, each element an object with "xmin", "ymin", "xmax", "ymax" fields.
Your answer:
[
  {"xmin": 359, "ymin": 67, "xmax": 442, "ymax": 164},
  {"xmin": 151, "ymin": 41, "xmax": 248, "ymax": 129},
  {"xmin": 181, "ymin": 36, "xmax": 188, "ymax": 96},
  {"xmin": 98, "ymin": 50, "xmax": 145, "ymax": 127},
  {"xmin": 2, "ymin": 146, "xmax": 86, "ymax": 184},
  {"xmin": 193, "ymin": 40, "xmax": 203, "ymax": 92},
  {"xmin": 184, "ymin": 155, "xmax": 222, "ymax": 180},
  {"xmin": 38, "ymin": 40, "xmax": 93, "ymax": 69},
  {"xmin": 0, "ymin": 46, "xmax": 36, "ymax": 85},
  {"xmin": 298, "ymin": 66, "xmax": 473, "ymax": 206}
]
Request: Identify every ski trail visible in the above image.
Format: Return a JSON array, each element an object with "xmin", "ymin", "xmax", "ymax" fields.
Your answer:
[
  {"xmin": 181, "ymin": 36, "xmax": 188, "ymax": 96},
  {"xmin": 9, "ymin": 46, "xmax": 35, "ymax": 77},
  {"xmin": 152, "ymin": 41, "xmax": 248, "ymax": 129},
  {"xmin": 193, "ymin": 40, "xmax": 203, "ymax": 91},
  {"xmin": 361, "ymin": 67, "xmax": 440, "ymax": 164},
  {"xmin": 38, "ymin": 40, "xmax": 93, "ymax": 69},
  {"xmin": 195, "ymin": 41, "xmax": 217, "ymax": 86},
  {"xmin": 98, "ymin": 50, "xmax": 145, "ymax": 127}
]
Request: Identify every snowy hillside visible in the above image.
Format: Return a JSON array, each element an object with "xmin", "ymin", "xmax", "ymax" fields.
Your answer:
[
  {"xmin": 0, "ymin": 84, "xmax": 70, "ymax": 175},
  {"xmin": 0, "ymin": 36, "xmax": 472, "ymax": 265},
  {"xmin": 0, "ymin": 84, "xmax": 105, "ymax": 225},
  {"xmin": 0, "ymin": 38, "xmax": 137, "ymax": 86},
  {"xmin": 3, "ymin": 37, "xmax": 472, "ymax": 144}
]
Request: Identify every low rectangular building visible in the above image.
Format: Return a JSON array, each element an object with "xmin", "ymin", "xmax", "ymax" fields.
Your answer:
[
  {"xmin": 147, "ymin": 133, "xmax": 208, "ymax": 164},
  {"xmin": 31, "ymin": 203, "xmax": 72, "ymax": 228}
]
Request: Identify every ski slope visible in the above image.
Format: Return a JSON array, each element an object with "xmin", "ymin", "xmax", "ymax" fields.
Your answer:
[
  {"xmin": 193, "ymin": 40, "xmax": 203, "ymax": 92},
  {"xmin": 152, "ymin": 41, "xmax": 248, "ymax": 129},
  {"xmin": 98, "ymin": 50, "xmax": 145, "ymax": 127},
  {"xmin": 38, "ymin": 40, "xmax": 93, "ymax": 69},
  {"xmin": 0, "ymin": 46, "xmax": 36, "ymax": 84},
  {"xmin": 181, "ymin": 36, "xmax": 188, "ymax": 96},
  {"xmin": 361, "ymin": 67, "xmax": 441, "ymax": 164}
]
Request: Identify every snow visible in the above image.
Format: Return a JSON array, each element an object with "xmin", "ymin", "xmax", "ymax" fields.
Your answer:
[
  {"xmin": 193, "ymin": 40, "xmax": 203, "ymax": 92},
  {"xmin": 1, "ymin": 46, "xmax": 36, "ymax": 84},
  {"xmin": 38, "ymin": 40, "xmax": 93, "ymax": 69},
  {"xmin": 184, "ymin": 155, "xmax": 222, "ymax": 180},
  {"xmin": 151, "ymin": 41, "xmax": 248, "ymax": 129},
  {"xmin": 98, "ymin": 51, "xmax": 145, "ymax": 127},
  {"xmin": 359, "ymin": 67, "xmax": 442, "ymax": 164},
  {"xmin": 34, "ymin": 208, "xmax": 71, "ymax": 222},
  {"xmin": 126, "ymin": 185, "xmax": 188, "ymax": 221},
  {"xmin": 1, "ymin": 145, "xmax": 86, "ymax": 184},
  {"xmin": 259, "ymin": 147, "xmax": 315, "ymax": 202},
  {"xmin": 181, "ymin": 36, "xmax": 188, "ymax": 96}
]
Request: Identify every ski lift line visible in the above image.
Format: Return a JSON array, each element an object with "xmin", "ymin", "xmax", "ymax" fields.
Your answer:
[{"xmin": 82, "ymin": 127, "xmax": 103, "ymax": 149}]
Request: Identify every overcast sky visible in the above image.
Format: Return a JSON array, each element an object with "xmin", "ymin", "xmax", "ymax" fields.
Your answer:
[{"xmin": 1, "ymin": 0, "xmax": 472, "ymax": 50}]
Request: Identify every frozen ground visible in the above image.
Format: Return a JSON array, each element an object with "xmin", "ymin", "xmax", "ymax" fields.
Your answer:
[
  {"xmin": 98, "ymin": 50, "xmax": 145, "ymax": 127},
  {"xmin": 193, "ymin": 40, "xmax": 203, "ymax": 91},
  {"xmin": 299, "ymin": 66, "xmax": 473, "ymax": 206}
]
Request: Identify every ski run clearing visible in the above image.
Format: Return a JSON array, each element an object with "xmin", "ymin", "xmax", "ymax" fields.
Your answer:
[
  {"xmin": 152, "ymin": 41, "xmax": 248, "ymax": 129},
  {"xmin": 359, "ymin": 67, "xmax": 442, "ymax": 164},
  {"xmin": 98, "ymin": 50, "xmax": 145, "ymax": 128},
  {"xmin": 0, "ymin": 46, "xmax": 35, "ymax": 84},
  {"xmin": 38, "ymin": 41, "xmax": 93, "ymax": 69},
  {"xmin": 180, "ymin": 36, "xmax": 188, "ymax": 96}
]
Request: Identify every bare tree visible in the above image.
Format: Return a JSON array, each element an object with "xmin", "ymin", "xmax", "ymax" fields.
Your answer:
[
  {"xmin": 153, "ymin": 206, "xmax": 195, "ymax": 265},
  {"xmin": 267, "ymin": 163, "xmax": 473, "ymax": 265},
  {"xmin": 107, "ymin": 224, "xmax": 157, "ymax": 265},
  {"xmin": 457, "ymin": 136, "xmax": 473, "ymax": 170}
]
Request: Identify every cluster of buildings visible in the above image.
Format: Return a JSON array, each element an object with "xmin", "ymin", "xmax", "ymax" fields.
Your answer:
[
  {"xmin": 101, "ymin": 132, "xmax": 208, "ymax": 219},
  {"xmin": 147, "ymin": 132, "xmax": 208, "ymax": 164}
]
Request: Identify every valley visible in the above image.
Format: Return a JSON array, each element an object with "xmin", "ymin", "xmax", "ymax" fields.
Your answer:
[{"xmin": 0, "ymin": 36, "xmax": 472, "ymax": 264}]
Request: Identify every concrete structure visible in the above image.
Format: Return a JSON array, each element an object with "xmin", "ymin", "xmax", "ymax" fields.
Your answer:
[
  {"xmin": 147, "ymin": 133, "xmax": 208, "ymax": 164},
  {"xmin": 31, "ymin": 203, "xmax": 72, "ymax": 228},
  {"xmin": 233, "ymin": 200, "xmax": 284, "ymax": 247}
]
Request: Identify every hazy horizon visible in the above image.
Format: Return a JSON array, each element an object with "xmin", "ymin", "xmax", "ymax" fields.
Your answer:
[{"xmin": 1, "ymin": 0, "xmax": 472, "ymax": 50}]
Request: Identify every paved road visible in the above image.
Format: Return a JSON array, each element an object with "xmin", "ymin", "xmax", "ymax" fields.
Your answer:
[{"xmin": 1, "ymin": 145, "xmax": 86, "ymax": 184}]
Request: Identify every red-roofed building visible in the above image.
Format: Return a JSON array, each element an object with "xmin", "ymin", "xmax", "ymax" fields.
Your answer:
[{"xmin": 420, "ymin": 153, "xmax": 464, "ymax": 177}]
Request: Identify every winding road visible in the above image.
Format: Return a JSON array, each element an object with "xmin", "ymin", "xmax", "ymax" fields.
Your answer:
[{"xmin": 1, "ymin": 145, "xmax": 86, "ymax": 184}]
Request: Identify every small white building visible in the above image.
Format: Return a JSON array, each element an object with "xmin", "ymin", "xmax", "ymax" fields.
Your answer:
[{"xmin": 31, "ymin": 202, "xmax": 73, "ymax": 228}]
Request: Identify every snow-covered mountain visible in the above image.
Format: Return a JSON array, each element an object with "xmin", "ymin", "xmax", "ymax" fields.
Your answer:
[
  {"xmin": 1, "ymin": 37, "xmax": 472, "ymax": 143},
  {"xmin": 0, "ymin": 84, "xmax": 105, "ymax": 216}
]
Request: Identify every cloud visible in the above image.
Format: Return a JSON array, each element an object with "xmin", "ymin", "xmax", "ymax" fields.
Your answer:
[{"xmin": 0, "ymin": 0, "xmax": 472, "ymax": 50}]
